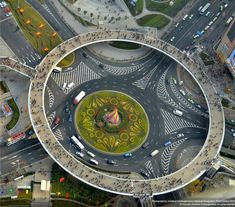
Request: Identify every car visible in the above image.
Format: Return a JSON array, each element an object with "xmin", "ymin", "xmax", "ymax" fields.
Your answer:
[
  {"xmin": 0, "ymin": 2, "xmax": 3, "ymax": 7},
  {"xmin": 177, "ymin": 133, "xmax": 184, "ymax": 138},
  {"xmin": 76, "ymin": 151, "xmax": 84, "ymax": 158},
  {"xmin": 123, "ymin": 153, "xmax": 132, "ymax": 158},
  {"xmin": 196, "ymin": 104, "xmax": 201, "ymax": 109},
  {"xmin": 216, "ymin": 12, "xmax": 221, "ymax": 17},
  {"xmin": 142, "ymin": 142, "xmax": 149, "ymax": 149},
  {"xmin": 193, "ymin": 34, "xmax": 199, "ymax": 39},
  {"xmin": 213, "ymin": 17, "xmax": 218, "ymax": 22},
  {"xmin": 224, "ymin": 3, "xmax": 228, "ymax": 8},
  {"xmin": 107, "ymin": 160, "xmax": 116, "ymax": 165},
  {"xmin": 189, "ymin": 14, "xmax": 194, "ymax": 19},
  {"xmin": 231, "ymin": 120, "xmax": 235, "ymax": 123},
  {"xmin": 220, "ymin": 5, "xmax": 224, "ymax": 12},
  {"xmin": 172, "ymin": 78, "xmax": 177, "ymax": 84},
  {"xmin": 87, "ymin": 151, "xmax": 95, "ymax": 157},
  {"xmin": 98, "ymin": 63, "xmax": 104, "ymax": 68},
  {"xmin": 179, "ymin": 81, "xmax": 183, "ymax": 85},
  {"xmin": 140, "ymin": 169, "xmax": 149, "ymax": 177},
  {"xmin": 175, "ymin": 23, "xmax": 179, "ymax": 28},
  {"xmin": 179, "ymin": 89, "xmax": 186, "ymax": 96},
  {"xmin": 200, "ymin": 30, "xmax": 205, "ymax": 35},
  {"xmin": 170, "ymin": 36, "xmax": 175, "ymax": 42},
  {"xmin": 164, "ymin": 141, "xmax": 172, "ymax": 147},
  {"xmin": 27, "ymin": 129, "xmax": 34, "ymax": 136},
  {"xmin": 198, "ymin": 6, "xmax": 203, "ymax": 12},
  {"xmin": 205, "ymin": 25, "xmax": 210, "ymax": 31},
  {"xmin": 231, "ymin": 129, "xmax": 235, "ymax": 132},
  {"xmin": 64, "ymin": 105, "xmax": 69, "ymax": 113},
  {"xmin": 188, "ymin": 98, "xmax": 194, "ymax": 104},
  {"xmin": 82, "ymin": 53, "xmax": 87, "ymax": 58},
  {"xmin": 1, "ymin": 1, "xmax": 7, "ymax": 7},
  {"xmin": 208, "ymin": 21, "xmax": 213, "ymax": 26},
  {"xmin": 205, "ymin": 11, "xmax": 211, "ymax": 17},
  {"xmin": 233, "ymin": 133, "xmax": 235, "ymax": 137},
  {"xmin": 182, "ymin": 14, "xmax": 188, "ymax": 20},
  {"xmin": 54, "ymin": 116, "xmax": 61, "ymax": 125},
  {"xmin": 68, "ymin": 114, "xmax": 72, "ymax": 123}
]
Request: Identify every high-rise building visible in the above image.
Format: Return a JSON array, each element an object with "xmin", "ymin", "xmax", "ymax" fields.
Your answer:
[{"xmin": 216, "ymin": 18, "xmax": 235, "ymax": 77}]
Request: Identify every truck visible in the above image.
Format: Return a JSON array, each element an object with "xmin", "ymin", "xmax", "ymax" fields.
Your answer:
[
  {"xmin": 73, "ymin": 91, "xmax": 86, "ymax": 105},
  {"xmin": 200, "ymin": 3, "xmax": 211, "ymax": 15}
]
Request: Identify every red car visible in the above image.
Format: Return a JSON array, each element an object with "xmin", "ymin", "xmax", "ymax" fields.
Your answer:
[{"xmin": 54, "ymin": 116, "xmax": 61, "ymax": 125}]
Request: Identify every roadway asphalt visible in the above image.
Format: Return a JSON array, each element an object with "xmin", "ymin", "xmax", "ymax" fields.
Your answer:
[
  {"xmin": 44, "ymin": 48, "xmax": 209, "ymax": 179},
  {"xmin": 163, "ymin": 0, "xmax": 234, "ymax": 53}
]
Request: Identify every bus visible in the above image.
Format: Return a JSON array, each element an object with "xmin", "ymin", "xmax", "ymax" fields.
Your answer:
[
  {"xmin": 71, "ymin": 135, "xmax": 85, "ymax": 150},
  {"xmin": 200, "ymin": 3, "xmax": 211, "ymax": 15},
  {"xmin": 150, "ymin": 149, "xmax": 159, "ymax": 157},
  {"xmin": 53, "ymin": 66, "xmax": 62, "ymax": 73},
  {"xmin": 173, "ymin": 109, "xmax": 183, "ymax": 116},
  {"xmin": 90, "ymin": 159, "xmax": 98, "ymax": 165},
  {"xmin": 7, "ymin": 132, "xmax": 26, "ymax": 146},
  {"xmin": 73, "ymin": 91, "xmax": 86, "ymax": 104}
]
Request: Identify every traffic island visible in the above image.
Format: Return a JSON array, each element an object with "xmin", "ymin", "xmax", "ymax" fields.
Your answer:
[{"xmin": 75, "ymin": 90, "xmax": 149, "ymax": 154}]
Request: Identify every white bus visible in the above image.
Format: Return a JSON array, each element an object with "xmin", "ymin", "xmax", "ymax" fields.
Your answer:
[
  {"xmin": 150, "ymin": 149, "xmax": 159, "ymax": 157},
  {"xmin": 173, "ymin": 109, "xmax": 183, "ymax": 116},
  {"xmin": 53, "ymin": 66, "xmax": 62, "ymax": 73},
  {"xmin": 71, "ymin": 135, "xmax": 85, "ymax": 150},
  {"xmin": 200, "ymin": 3, "xmax": 211, "ymax": 15},
  {"xmin": 73, "ymin": 91, "xmax": 86, "ymax": 104},
  {"xmin": 90, "ymin": 159, "xmax": 98, "ymax": 165}
]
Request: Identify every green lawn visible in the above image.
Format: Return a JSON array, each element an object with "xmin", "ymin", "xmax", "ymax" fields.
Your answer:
[
  {"xmin": 6, "ymin": 98, "xmax": 20, "ymax": 130},
  {"xmin": 124, "ymin": 0, "xmax": 143, "ymax": 16},
  {"xmin": 51, "ymin": 163, "xmax": 114, "ymax": 206},
  {"xmin": 199, "ymin": 52, "xmax": 215, "ymax": 66},
  {"xmin": 136, "ymin": 14, "xmax": 170, "ymax": 29},
  {"xmin": 7, "ymin": 0, "xmax": 74, "ymax": 68},
  {"xmin": 109, "ymin": 41, "xmax": 141, "ymax": 50},
  {"xmin": 146, "ymin": 0, "xmax": 189, "ymax": 17}
]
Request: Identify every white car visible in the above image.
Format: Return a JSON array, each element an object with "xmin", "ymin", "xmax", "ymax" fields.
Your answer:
[
  {"xmin": 75, "ymin": 151, "xmax": 84, "ymax": 158},
  {"xmin": 205, "ymin": 11, "xmax": 211, "ymax": 17},
  {"xmin": 213, "ymin": 17, "xmax": 218, "ymax": 22},
  {"xmin": 183, "ymin": 14, "xmax": 188, "ymax": 20},
  {"xmin": 231, "ymin": 129, "xmax": 235, "ymax": 132},
  {"xmin": 216, "ymin": 12, "xmax": 221, "ymax": 17},
  {"xmin": 170, "ymin": 36, "xmax": 175, "ymax": 42},
  {"xmin": 5, "ymin": 12, "xmax": 12, "ymax": 17},
  {"xmin": 177, "ymin": 133, "xmax": 184, "ymax": 138},
  {"xmin": 224, "ymin": 3, "xmax": 228, "ymax": 8},
  {"xmin": 193, "ymin": 34, "xmax": 199, "ymax": 39},
  {"xmin": 200, "ymin": 30, "xmax": 205, "ymax": 35},
  {"xmin": 189, "ymin": 14, "xmax": 194, "ymax": 19},
  {"xmin": 208, "ymin": 21, "xmax": 213, "ymax": 26},
  {"xmin": 175, "ymin": 22, "xmax": 179, "ymax": 28},
  {"xmin": 1, "ymin": 1, "xmax": 7, "ymax": 7},
  {"xmin": 205, "ymin": 25, "xmax": 210, "ymax": 31},
  {"xmin": 233, "ymin": 133, "xmax": 235, "ymax": 137},
  {"xmin": 188, "ymin": 98, "xmax": 194, "ymax": 104},
  {"xmin": 179, "ymin": 89, "xmax": 186, "ymax": 96}
]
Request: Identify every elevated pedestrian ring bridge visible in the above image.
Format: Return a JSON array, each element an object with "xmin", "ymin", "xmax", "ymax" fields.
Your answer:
[{"xmin": 28, "ymin": 30, "xmax": 225, "ymax": 196}]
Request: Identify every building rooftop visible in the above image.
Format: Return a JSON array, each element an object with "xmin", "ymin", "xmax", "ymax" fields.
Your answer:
[{"xmin": 227, "ymin": 21, "xmax": 235, "ymax": 42}]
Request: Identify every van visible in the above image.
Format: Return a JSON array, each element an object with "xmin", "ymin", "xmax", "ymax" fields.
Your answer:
[
  {"xmin": 173, "ymin": 109, "xmax": 183, "ymax": 116},
  {"xmin": 150, "ymin": 149, "xmax": 159, "ymax": 157},
  {"xmin": 87, "ymin": 151, "xmax": 95, "ymax": 158}
]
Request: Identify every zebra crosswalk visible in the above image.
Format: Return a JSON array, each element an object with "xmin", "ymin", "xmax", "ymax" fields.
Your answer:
[
  {"xmin": 169, "ymin": 80, "xmax": 209, "ymax": 118},
  {"xmin": 53, "ymin": 128, "xmax": 64, "ymax": 140},
  {"xmin": 132, "ymin": 66, "xmax": 157, "ymax": 90},
  {"xmin": 47, "ymin": 111, "xmax": 56, "ymax": 126},
  {"xmin": 156, "ymin": 70, "xmax": 183, "ymax": 110},
  {"xmin": 46, "ymin": 87, "xmax": 54, "ymax": 108},
  {"xmin": 89, "ymin": 55, "xmax": 143, "ymax": 76},
  {"xmin": 51, "ymin": 62, "xmax": 100, "ymax": 94},
  {"xmin": 161, "ymin": 109, "xmax": 199, "ymax": 135},
  {"xmin": 161, "ymin": 138, "xmax": 187, "ymax": 174}
]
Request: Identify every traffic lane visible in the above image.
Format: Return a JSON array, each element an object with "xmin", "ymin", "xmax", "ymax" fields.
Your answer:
[
  {"xmin": 0, "ymin": 143, "xmax": 47, "ymax": 175},
  {"xmin": 0, "ymin": 18, "xmax": 41, "ymax": 67},
  {"xmin": 27, "ymin": 0, "xmax": 73, "ymax": 40},
  {"xmin": 0, "ymin": 138, "xmax": 39, "ymax": 157}
]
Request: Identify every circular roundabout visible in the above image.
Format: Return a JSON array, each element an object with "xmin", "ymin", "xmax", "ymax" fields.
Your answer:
[
  {"xmin": 28, "ymin": 30, "xmax": 225, "ymax": 196},
  {"xmin": 75, "ymin": 90, "xmax": 149, "ymax": 154}
]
